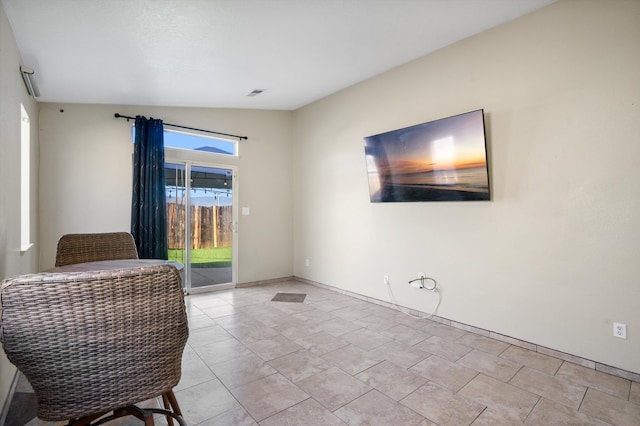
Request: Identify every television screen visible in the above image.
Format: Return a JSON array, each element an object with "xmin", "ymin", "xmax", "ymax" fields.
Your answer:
[{"xmin": 364, "ymin": 109, "xmax": 490, "ymax": 202}]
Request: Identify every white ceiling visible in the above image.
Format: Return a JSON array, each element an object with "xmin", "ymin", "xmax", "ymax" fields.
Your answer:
[{"xmin": 3, "ymin": 0, "xmax": 554, "ymax": 110}]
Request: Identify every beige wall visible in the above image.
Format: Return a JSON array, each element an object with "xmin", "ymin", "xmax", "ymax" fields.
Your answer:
[
  {"xmin": 38, "ymin": 104, "xmax": 293, "ymax": 284},
  {"xmin": 0, "ymin": 0, "xmax": 40, "ymax": 411},
  {"xmin": 293, "ymin": 0, "xmax": 640, "ymax": 373}
]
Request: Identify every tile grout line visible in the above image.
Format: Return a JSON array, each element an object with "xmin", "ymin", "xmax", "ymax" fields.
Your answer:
[
  {"xmin": 521, "ymin": 394, "xmax": 543, "ymax": 424},
  {"xmin": 576, "ymin": 385, "xmax": 590, "ymax": 414}
]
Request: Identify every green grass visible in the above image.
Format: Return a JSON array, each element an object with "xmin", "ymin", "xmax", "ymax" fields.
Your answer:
[{"xmin": 168, "ymin": 246, "xmax": 232, "ymax": 268}]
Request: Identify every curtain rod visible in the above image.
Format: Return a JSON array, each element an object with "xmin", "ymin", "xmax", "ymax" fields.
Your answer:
[{"xmin": 114, "ymin": 113, "xmax": 248, "ymax": 140}]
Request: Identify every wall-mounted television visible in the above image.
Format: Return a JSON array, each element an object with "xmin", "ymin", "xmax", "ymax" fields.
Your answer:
[{"xmin": 364, "ymin": 109, "xmax": 490, "ymax": 202}]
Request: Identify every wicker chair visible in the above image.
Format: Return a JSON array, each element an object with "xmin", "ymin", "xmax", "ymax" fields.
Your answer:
[
  {"xmin": 0, "ymin": 264, "xmax": 188, "ymax": 425},
  {"xmin": 55, "ymin": 232, "xmax": 139, "ymax": 267}
]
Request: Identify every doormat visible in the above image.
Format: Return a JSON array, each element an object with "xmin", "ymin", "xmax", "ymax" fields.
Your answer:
[{"xmin": 271, "ymin": 293, "xmax": 307, "ymax": 303}]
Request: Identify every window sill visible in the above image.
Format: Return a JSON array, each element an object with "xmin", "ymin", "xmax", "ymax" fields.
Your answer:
[{"xmin": 20, "ymin": 243, "xmax": 34, "ymax": 254}]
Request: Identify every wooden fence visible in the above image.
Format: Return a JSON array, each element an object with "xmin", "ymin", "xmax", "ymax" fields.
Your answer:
[{"xmin": 167, "ymin": 204, "xmax": 232, "ymax": 249}]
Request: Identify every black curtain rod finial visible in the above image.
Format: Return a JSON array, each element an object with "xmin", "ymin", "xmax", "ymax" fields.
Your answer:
[{"xmin": 114, "ymin": 113, "xmax": 133, "ymax": 122}]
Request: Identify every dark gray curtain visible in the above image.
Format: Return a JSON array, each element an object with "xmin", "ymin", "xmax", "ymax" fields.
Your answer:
[{"xmin": 131, "ymin": 116, "xmax": 168, "ymax": 259}]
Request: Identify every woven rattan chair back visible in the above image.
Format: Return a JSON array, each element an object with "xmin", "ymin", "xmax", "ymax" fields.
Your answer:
[
  {"xmin": 0, "ymin": 264, "xmax": 188, "ymax": 424},
  {"xmin": 55, "ymin": 232, "xmax": 139, "ymax": 267}
]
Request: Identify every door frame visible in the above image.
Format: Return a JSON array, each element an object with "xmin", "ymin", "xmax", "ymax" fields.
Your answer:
[{"xmin": 165, "ymin": 148, "xmax": 238, "ymax": 294}]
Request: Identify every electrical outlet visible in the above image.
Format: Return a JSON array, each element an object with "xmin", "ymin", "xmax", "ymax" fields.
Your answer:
[
  {"xmin": 383, "ymin": 275, "xmax": 389, "ymax": 285},
  {"xmin": 613, "ymin": 322, "xmax": 627, "ymax": 339},
  {"xmin": 305, "ymin": 259, "xmax": 310, "ymax": 267}
]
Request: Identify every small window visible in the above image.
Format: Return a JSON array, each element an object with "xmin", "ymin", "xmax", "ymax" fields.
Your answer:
[
  {"xmin": 20, "ymin": 104, "xmax": 32, "ymax": 252},
  {"xmin": 132, "ymin": 127, "xmax": 237, "ymax": 156},
  {"xmin": 165, "ymin": 129, "xmax": 237, "ymax": 156}
]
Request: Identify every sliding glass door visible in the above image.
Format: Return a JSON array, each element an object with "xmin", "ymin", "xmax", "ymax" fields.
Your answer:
[{"xmin": 165, "ymin": 162, "xmax": 236, "ymax": 293}]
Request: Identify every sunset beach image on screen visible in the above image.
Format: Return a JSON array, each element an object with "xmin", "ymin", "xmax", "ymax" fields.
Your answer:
[{"xmin": 364, "ymin": 109, "xmax": 490, "ymax": 202}]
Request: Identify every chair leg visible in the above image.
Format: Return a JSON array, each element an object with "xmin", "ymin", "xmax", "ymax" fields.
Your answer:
[
  {"xmin": 162, "ymin": 390, "xmax": 186, "ymax": 426},
  {"xmin": 143, "ymin": 413, "xmax": 155, "ymax": 426},
  {"xmin": 164, "ymin": 390, "xmax": 183, "ymax": 416},
  {"xmin": 162, "ymin": 393, "xmax": 174, "ymax": 426},
  {"xmin": 163, "ymin": 390, "xmax": 185, "ymax": 426}
]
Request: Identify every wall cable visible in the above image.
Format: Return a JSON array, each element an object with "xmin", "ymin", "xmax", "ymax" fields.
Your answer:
[{"xmin": 386, "ymin": 276, "xmax": 441, "ymax": 320}]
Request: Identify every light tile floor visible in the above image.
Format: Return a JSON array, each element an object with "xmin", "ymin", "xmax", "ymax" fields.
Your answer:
[{"xmin": 7, "ymin": 280, "xmax": 640, "ymax": 425}]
